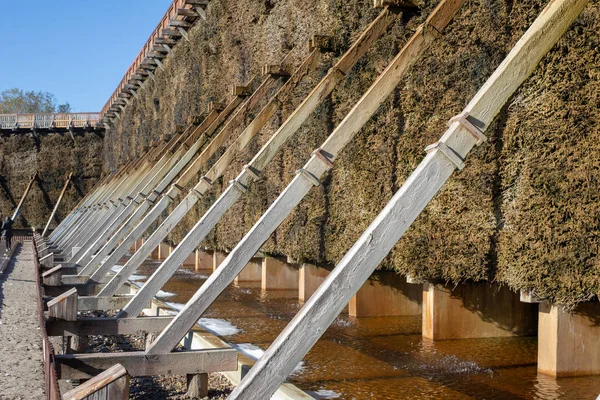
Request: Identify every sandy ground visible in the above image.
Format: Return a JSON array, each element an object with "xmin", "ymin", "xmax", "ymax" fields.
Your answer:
[{"xmin": 0, "ymin": 244, "xmax": 45, "ymax": 399}]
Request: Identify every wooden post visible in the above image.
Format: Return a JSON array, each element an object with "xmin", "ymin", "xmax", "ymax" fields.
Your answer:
[
  {"xmin": 225, "ymin": 1, "xmax": 589, "ymax": 397},
  {"xmin": 43, "ymin": 172, "xmax": 72, "ymax": 237},
  {"xmin": 187, "ymin": 373, "xmax": 209, "ymax": 398},
  {"xmin": 145, "ymin": 0, "xmax": 461, "ymax": 354},
  {"xmin": 11, "ymin": 171, "xmax": 37, "ymax": 221},
  {"xmin": 47, "ymin": 287, "xmax": 78, "ymax": 321}
]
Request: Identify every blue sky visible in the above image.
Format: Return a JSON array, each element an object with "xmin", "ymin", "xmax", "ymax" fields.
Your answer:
[{"xmin": 1, "ymin": 0, "xmax": 172, "ymax": 112}]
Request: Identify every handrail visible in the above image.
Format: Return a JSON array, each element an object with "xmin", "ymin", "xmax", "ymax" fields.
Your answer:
[
  {"xmin": 0, "ymin": 113, "xmax": 101, "ymax": 130},
  {"xmin": 99, "ymin": 0, "xmax": 203, "ymax": 122}
]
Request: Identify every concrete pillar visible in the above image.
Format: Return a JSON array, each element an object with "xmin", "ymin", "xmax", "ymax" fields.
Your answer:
[
  {"xmin": 183, "ymin": 251, "xmax": 196, "ymax": 267},
  {"xmin": 234, "ymin": 258, "xmax": 262, "ymax": 284},
  {"xmin": 538, "ymin": 302, "xmax": 600, "ymax": 377},
  {"xmin": 150, "ymin": 244, "xmax": 160, "ymax": 260},
  {"xmin": 262, "ymin": 256, "xmax": 298, "ymax": 291},
  {"xmin": 158, "ymin": 242, "xmax": 171, "ymax": 260},
  {"xmin": 196, "ymin": 249, "xmax": 213, "ymax": 272},
  {"xmin": 213, "ymin": 251, "xmax": 227, "ymax": 272},
  {"xmin": 423, "ymin": 283, "xmax": 537, "ymax": 340},
  {"xmin": 349, "ymin": 272, "xmax": 422, "ymax": 317},
  {"xmin": 299, "ymin": 263, "xmax": 329, "ymax": 302}
]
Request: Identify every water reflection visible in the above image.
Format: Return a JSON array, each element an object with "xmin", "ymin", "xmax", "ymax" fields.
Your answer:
[{"xmin": 128, "ymin": 260, "xmax": 600, "ymax": 399}]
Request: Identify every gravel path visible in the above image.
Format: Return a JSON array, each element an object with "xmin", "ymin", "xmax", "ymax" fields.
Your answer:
[{"xmin": 0, "ymin": 243, "xmax": 45, "ymax": 399}]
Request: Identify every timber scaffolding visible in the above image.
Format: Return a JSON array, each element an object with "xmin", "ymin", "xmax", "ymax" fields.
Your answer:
[{"xmin": 34, "ymin": 0, "xmax": 596, "ymax": 398}]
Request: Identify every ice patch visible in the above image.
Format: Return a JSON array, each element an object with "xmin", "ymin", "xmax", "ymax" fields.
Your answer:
[
  {"xmin": 165, "ymin": 302, "xmax": 186, "ymax": 312},
  {"xmin": 155, "ymin": 290, "xmax": 175, "ymax": 298},
  {"xmin": 312, "ymin": 390, "xmax": 341, "ymax": 399},
  {"xmin": 128, "ymin": 274, "xmax": 147, "ymax": 282},
  {"xmin": 232, "ymin": 343, "xmax": 304, "ymax": 373},
  {"xmin": 197, "ymin": 318, "xmax": 240, "ymax": 336},
  {"xmin": 110, "ymin": 265, "xmax": 124, "ymax": 273}
]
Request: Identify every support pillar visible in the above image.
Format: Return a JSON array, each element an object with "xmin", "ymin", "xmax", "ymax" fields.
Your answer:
[
  {"xmin": 348, "ymin": 272, "xmax": 421, "ymax": 317},
  {"xmin": 234, "ymin": 258, "xmax": 262, "ymax": 284},
  {"xmin": 538, "ymin": 302, "xmax": 600, "ymax": 377},
  {"xmin": 196, "ymin": 249, "xmax": 213, "ymax": 272},
  {"xmin": 186, "ymin": 372, "xmax": 209, "ymax": 399},
  {"xmin": 213, "ymin": 251, "xmax": 227, "ymax": 272},
  {"xmin": 423, "ymin": 283, "xmax": 537, "ymax": 340},
  {"xmin": 158, "ymin": 242, "xmax": 171, "ymax": 260},
  {"xmin": 261, "ymin": 256, "xmax": 298, "ymax": 291},
  {"xmin": 299, "ymin": 263, "xmax": 329, "ymax": 302}
]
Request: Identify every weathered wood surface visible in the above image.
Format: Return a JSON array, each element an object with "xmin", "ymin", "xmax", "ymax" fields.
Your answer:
[
  {"xmin": 11, "ymin": 172, "xmax": 37, "ymax": 221},
  {"xmin": 42, "ymin": 172, "xmax": 72, "ymax": 237},
  {"xmin": 118, "ymin": 45, "xmax": 326, "ymax": 318},
  {"xmin": 77, "ymin": 295, "xmax": 134, "ymax": 311},
  {"xmin": 98, "ymin": 57, "xmax": 290, "ymax": 297},
  {"xmin": 226, "ymin": 0, "xmax": 589, "ymax": 398},
  {"xmin": 62, "ymin": 363, "xmax": 129, "ymax": 400},
  {"xmin": 83, "ymin": 87, "xmax": 252, "ymax": 281},
  {"xmin": 62, "ymin": 140, "xmax": 171, "ymax": 251},
  {"xmin": 46, "ymin": 317, "xmax": 173, "ymax": 337},
  {"xmin": 55, "ymin": 349, "xmax": 238, "ymax": 379},
  {"xmin": 47, "ymin": 287, "xmax": 78, "ymax": 321},
  {"xmin": 144, "ymin": 4, "xmax": 414, "ymax": 352}
]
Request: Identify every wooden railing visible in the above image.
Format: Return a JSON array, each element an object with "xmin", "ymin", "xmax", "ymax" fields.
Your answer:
[
  {"xmin": 99, "ymin": 0, "xmax": 206, "ymax": 122},
  {"xmin": 0, "ymin": 113, "xmax": 101, "ymax": 130}
]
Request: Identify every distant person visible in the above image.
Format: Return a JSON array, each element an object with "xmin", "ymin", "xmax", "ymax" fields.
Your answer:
[{"xmin": 2, "ymin": 216, "xmax": 13, "ymax": 251}]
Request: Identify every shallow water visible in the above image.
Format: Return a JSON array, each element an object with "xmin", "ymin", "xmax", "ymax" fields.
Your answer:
[{"xmin": 132, "ymin": 261, "xmax": 600, "ymax": 400}]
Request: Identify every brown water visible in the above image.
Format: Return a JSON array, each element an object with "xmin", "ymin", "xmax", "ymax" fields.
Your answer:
[{"xmin": 127, "ymin": 260, "xmax": 600, "ymax": 400}]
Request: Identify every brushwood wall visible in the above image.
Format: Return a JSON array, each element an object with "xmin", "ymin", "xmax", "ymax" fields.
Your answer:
[
  {"xmin": 0, "ymin": 134, "xmax": 103, "ymax": 230},
  {"xmin": 104, "ymin": 0, "xmax": 600, "ymax": 309}
]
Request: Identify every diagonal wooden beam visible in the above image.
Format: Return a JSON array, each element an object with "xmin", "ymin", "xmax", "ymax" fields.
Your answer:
[
  {"xmin": 224, "ymin": 0, "xmax": 590, "ymax": 397},
  {"xmin": 42, "ymin": 172, "xmax": 72, "ymax": 237}
]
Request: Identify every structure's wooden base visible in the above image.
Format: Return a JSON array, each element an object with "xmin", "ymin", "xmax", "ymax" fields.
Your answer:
[
  {"xmin": 46, "ymin": 317, "xmax": 174, "ymax": 337},
  {"xmin": 55, "ymin": 349, "xmax": 238, "ymax": 379}
]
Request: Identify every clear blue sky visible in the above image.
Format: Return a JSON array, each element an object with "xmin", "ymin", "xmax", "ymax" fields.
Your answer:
[{"xmin": 1, "ymin": 0, "xmax": 172, "ymax": 112}]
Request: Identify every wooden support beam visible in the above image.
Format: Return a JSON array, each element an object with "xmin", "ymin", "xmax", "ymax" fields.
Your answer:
[
  {"xmin": 47, "ymin": 287, "xmax": 78, "ymax": 321},
  {"xmin": 43, "ymin": 172, "xmax": 72, "ymax": 237},
  {"xmin": 162, "ymin": 44, "xmax": 175, "ymax": 57},
  {"xmin": 374, "ymin": 0, "xmax": 420, "ymax": 8},
  {"xmin": 77, "ymin": 295, "xmax": 134, "ymax": 311},
  {"xmin": 11, "ymin": 171, "xmax": 37, "ymax": 221},
  {"xmin": 262, "ymin": 64, "xmax": 291, "ymax": 77},
  {"xmin": 62, "ymin": 363, "xmax": 129, "ymax": 400},
  {"xmin": 178, "ymin": 27, "xmax": 190, "ymax": 42},
  {"xmin": 154, "ymin": 37, "xmax": 178, "ymax": 46},
  {"xmin": 46, "ymin": 317, "xmax": 174, "ymax": 337},
  {"xmin": 177, "ymin": 8, "xmax": 199, "ymax": 17},
  {"xmin": 39, "ymin": 252, "xmax": 54, "ymax": 269},
  {"xmin": 55, "ymin": 349, "xmax": 238, "ymax": 380},
  {"xmin": 169, "ymin": 20, "xmax": 192, "ymax": 28},
  {"xmin": 225, "ymin": 0, "xmax": 589, "ymax": 397},
  {"xmin": 162, "ymin": 28, "xmax": 183, "ymax": 37}
]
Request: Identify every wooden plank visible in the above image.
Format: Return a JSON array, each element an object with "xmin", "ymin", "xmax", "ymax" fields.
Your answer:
[
  {"xmin": 77, "ymin": 295, "xmax": 134, "ymax": 311},
  {"xmin": 177, "ymin": 8, "xmax": 199, "ymax": 17},
  {"xmin": 225, "ymin": 0, "xmax": 589, "ymax": 397},
  {"xmin": 46, "ymin": 317, "xmax": 174, "ymax": 337},
  {"xmin": 55, "ymin": 349, "xmax": 238, "ymax": 379},
  {"xmin": 62, "ymin": 364, "xmax": 129, "ymax": 400},
  {"xmin": 47, "ymin": 287, "xmax": 78, "ymax": 321},
  {"xmin": 12, "ymin": 172, "xmax": 37, "ymax": 221},
  {"xmin": 169, "ymin": 20, "xmax": 192, "ymax": 28}
]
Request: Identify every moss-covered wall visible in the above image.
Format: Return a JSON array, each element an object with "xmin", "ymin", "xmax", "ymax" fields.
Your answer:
[
  {"xmin": 104, "ymin": 0, "xmax": 599, "ymax": 308},
  {"xmin": 0, "ymin": 133, "xmax": 103, "ymax": 230}
]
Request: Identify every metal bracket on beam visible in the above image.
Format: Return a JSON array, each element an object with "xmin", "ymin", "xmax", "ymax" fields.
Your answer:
[
  {"xmin": 295, "ymin": 168, "xmax": 320, "ymax": 187},
  {"xmin": 425, "ymin": 141, "xmax": 465, "ymax": 170},
  {"xmin": 311, "ymin": 148, "xmax": 334, "ymax": 169},
  {"xmin": 230, "ymin": 179, "xmax": 247, "ymax": 194},
  {"xmin": 448, "ymin": 111, "xmax": 487, "ymax": 145},
  {"xmin": 242, "ymin": 165, "xmax": 262, "ymax": 181}
]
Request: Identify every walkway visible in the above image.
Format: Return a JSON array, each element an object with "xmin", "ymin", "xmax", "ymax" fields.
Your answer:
[{"xmin": 0, "ymin": 243, "xmax": 45, "ymax": 399}]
